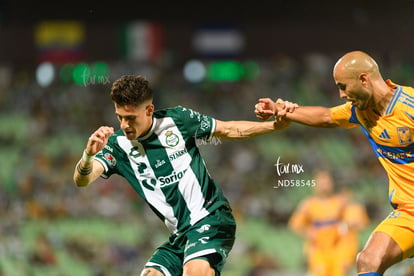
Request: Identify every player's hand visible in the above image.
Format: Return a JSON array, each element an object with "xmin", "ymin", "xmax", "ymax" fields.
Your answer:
[
  {"xmin": 255, "ymin": 98, "xmax": 277, "ymax": 120},
  {"xmin": 255, "ymin": 98, "xmax": 298, "ymax": 121},
  {"xmin": 275, "ymin": 98, "xmax": 298, "ymax": 118},
  {"xmin": 273, "ymin": 116, "xmax": 291, "ymax": 130},
  {"xmin": 85, "ymin": 126, "xmax": 114, "ymax": 155}
]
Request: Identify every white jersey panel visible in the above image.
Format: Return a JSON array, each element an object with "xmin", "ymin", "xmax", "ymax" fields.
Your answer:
[
  {"xmin": 117, "ymin": 135, "xmax": 179, "ymax": 232},
  {"xmin": 155, "ymin": 117, "xmax": 210, "ymax": 226}
]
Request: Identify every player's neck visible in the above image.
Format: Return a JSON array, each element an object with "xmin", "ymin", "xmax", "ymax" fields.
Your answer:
[{"xmin": 372, "ymin": 84, "xmax": 395, "ymax": 116}]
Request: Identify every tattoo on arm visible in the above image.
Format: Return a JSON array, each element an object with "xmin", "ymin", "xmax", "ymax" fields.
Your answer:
[
  {"xmin": 237, "ymin": 128, "xmax": 244, "ymax": 137},
  {"xmin": 76, "ymin": 161, "xmax": 92, "ymax": 175}
]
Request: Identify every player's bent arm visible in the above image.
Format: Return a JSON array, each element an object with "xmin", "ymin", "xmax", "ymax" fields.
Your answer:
[
  {"xmin": 288, "ymin": 216, "xmax": 308, "ymax": 238},
  {"xmin": 287, "ymin": 200, "xmax": 310, "ymax": 237},
  {"xmin": 213, "ymin": 119, "xmax": 286, "ymax": 140},
  {"xmin": 73, "ymin": 159, "xmax": 105, "ymax": 187},
  {"xmin": 285, "ymin": 106, "xmax": 339, "ymax": 128}
]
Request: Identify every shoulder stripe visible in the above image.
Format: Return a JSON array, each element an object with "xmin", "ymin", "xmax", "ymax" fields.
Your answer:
[
  {"xmin": 398, "ymin": 91, "xmax": 414, "ymax": 108},
  {"xmin": 386, "ymin": 86, "xmax": 402, "ymax": 115},
  {"xmin": 400, "ymin": 100, "xmax": 414, "ymax": 109}
]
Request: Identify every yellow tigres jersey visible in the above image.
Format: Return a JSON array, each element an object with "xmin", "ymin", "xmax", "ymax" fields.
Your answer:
[
  {"xmin": 289, "ymin": 195, "xmax": 345, "ymax": 248},
  {"xmin": 330, "ymin": 80, "xmax": 414, "ymax": 209}
]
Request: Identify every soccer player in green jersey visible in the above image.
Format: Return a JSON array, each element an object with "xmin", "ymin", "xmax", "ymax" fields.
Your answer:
[{"xmin": 73, "ymin": 75, "xmax": 291, "ymax": 276}]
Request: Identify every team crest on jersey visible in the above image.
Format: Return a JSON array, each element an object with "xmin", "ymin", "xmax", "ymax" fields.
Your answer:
[
  {"xmin": 397, "ymin": 127, "xmax": 412, "ymax": 145},
  {"xmin": 104, "ymin": 153, "xmax": 116, "ymax": 167},
  {"xmin": 165, "ymin": 130, "xmax": 179, "ymax": 147}
]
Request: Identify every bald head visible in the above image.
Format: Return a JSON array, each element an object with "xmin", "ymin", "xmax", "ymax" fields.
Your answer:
[
  {"xmin": 334, "ymin": 51, "xmax": 381, "ymax": 79},
  {"xmin": 333, "ymin": 51, "xmax": 392, "ymax": 111}
]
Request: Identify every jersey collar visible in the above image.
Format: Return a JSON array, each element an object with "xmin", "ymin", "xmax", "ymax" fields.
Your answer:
[{"xmin": 137, "ymin": 117, "xmax": 157, "ymax": 141}]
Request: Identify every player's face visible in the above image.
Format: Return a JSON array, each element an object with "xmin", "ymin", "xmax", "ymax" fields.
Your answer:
[
  {"xmin": 314, "ymin": 170, "xmax": 333, "ymax": 196},
  {"xmin": 334, "ymin": 71, "xmax": 371, "ymax": 110},
  {"xmin": 115, "ymin": 102, "xmax": 154, "ymax": 140},
  {"xmin": 336, "ymin": 81, "xmax": 371, "ymax": 110}
]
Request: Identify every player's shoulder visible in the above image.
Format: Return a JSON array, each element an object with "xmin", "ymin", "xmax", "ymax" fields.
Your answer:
[
  {"xmin": 106, "ymin": 129, "xmax": 125, "ymax": 144},
  {"xmin": 154, "ymin": 105, "xmax": 207, "ymax": 120},
  {"xmin": 387, "ymin": 79, "xmax": 414, "ymax": 96},
  {"xmin": 330, "ymin": 102, "xmax": 353, "ymax": 114},
  {"xmin": 112, "ymin": 129, "xmax": 125, "ymax": 137},
  {"xmin": 153, "ymin": 105, "xmax": 184, "ymax": 118},
  {"xmin": 401, "ymin": 85, "xmax": 414, "ymax": 96}
]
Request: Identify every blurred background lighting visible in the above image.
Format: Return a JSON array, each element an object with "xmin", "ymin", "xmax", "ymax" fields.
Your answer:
[
  {"xmin": 35, "ymin": 62, "xmax": 55, "ymax": 87},
  {"xmin": 59, "ymin": 63, "xmax": 74, "ymax": 83},
  {"xmin": 207, "ymin": 60, "xmax": 242, "ymax": 82},
  {"xmin": 183, "ymin": 59, "xmax": 206, "ymax": 83},
  {"xmin": 243, "ymin": 61, "xmax": 260, "ymax": 80},
  {"xmin": 72, "ymin": 63, "xmax": 90, "ymax": 86}
]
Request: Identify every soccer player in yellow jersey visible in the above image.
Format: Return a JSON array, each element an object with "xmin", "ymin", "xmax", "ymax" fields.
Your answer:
[
  {"xmin": 337, "ymin": 188, "xmax": 370, "ymax": 275},
  {"xmin": 255, "ymin": 50, "xmax": 414, "ymax": 275},
  {"xmin": 289, "ymin": 170, "xmax": 348, "ymax": 276}
]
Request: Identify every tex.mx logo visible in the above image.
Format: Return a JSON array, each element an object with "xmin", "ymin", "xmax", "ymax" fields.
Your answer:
[{"xmin": 274, "ymin": 156, "xmax": 304, "ymax": 176}]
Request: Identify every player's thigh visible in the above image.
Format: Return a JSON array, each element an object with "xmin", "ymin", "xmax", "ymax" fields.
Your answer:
[{"xmin": 183, "ymin": 259, "xmax": 215, "ymax": 276}]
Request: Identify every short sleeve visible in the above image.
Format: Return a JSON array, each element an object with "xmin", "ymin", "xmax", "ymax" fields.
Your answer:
[
  {"xmin": 174, "ymin": 106, "xmax": 216, "ymax": 139},
  {"xmin": 95, "ymin": 138, "xmax": 120, "ymax": 179},
  {"xmin": 330, "ymin": 102, "xmax": 359, "ymax": 129}
]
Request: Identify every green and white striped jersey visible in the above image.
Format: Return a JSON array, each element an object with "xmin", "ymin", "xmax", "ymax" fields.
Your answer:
[{"xmin": 95, "ymin": 106, "xmax": 231, "ymax": 234}]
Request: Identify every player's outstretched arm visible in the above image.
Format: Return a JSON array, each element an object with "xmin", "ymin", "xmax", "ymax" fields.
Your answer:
[
  {"xmin": 255, "ymin": 97, "xmax": 337, "ymax": 128},
  {"xmin": 213, "ymin": 118, "xmax": 290, "ymax": 140},
  {"xmin": 285, "ymin": 105, "xmax": 339, "ymax": 128},
  {"xmin": 73, "ymin": 126, "xmax": 114, "ymax": 187}
]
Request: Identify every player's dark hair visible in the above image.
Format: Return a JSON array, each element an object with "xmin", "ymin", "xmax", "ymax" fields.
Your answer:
[{"xmin": 110, "ymin": 75, "xmax": 153, "ymax": 106}]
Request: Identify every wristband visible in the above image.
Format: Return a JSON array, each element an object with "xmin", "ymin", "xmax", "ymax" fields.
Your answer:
[{"xmin": 82, "ymin": 150, "xmax": 96, "ymax": 164}]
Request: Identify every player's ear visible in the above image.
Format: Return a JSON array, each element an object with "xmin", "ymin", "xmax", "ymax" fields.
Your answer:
[
  {"xmin": 359, "ymin": 73, "xmax": 369, "ymax": 87},
  {"xmin": 146, "ymin": 103, "xmax": 154, "ymax": 116}
]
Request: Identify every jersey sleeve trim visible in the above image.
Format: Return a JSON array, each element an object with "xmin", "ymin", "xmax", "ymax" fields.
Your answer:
[
  {"xmin": 349, "ymin": 105, "xmax": 359, "ymax": 124},
  {"xmin": 330, "ymin": 102, "xmax": 359, "ymax": 128},
  {"xmin": 95, "ymin": 156, "xmax": 110, "ymax": 179},
  {"xmin": 208, "ymin": 118, "xmax": 217, "ymax": 141}
]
